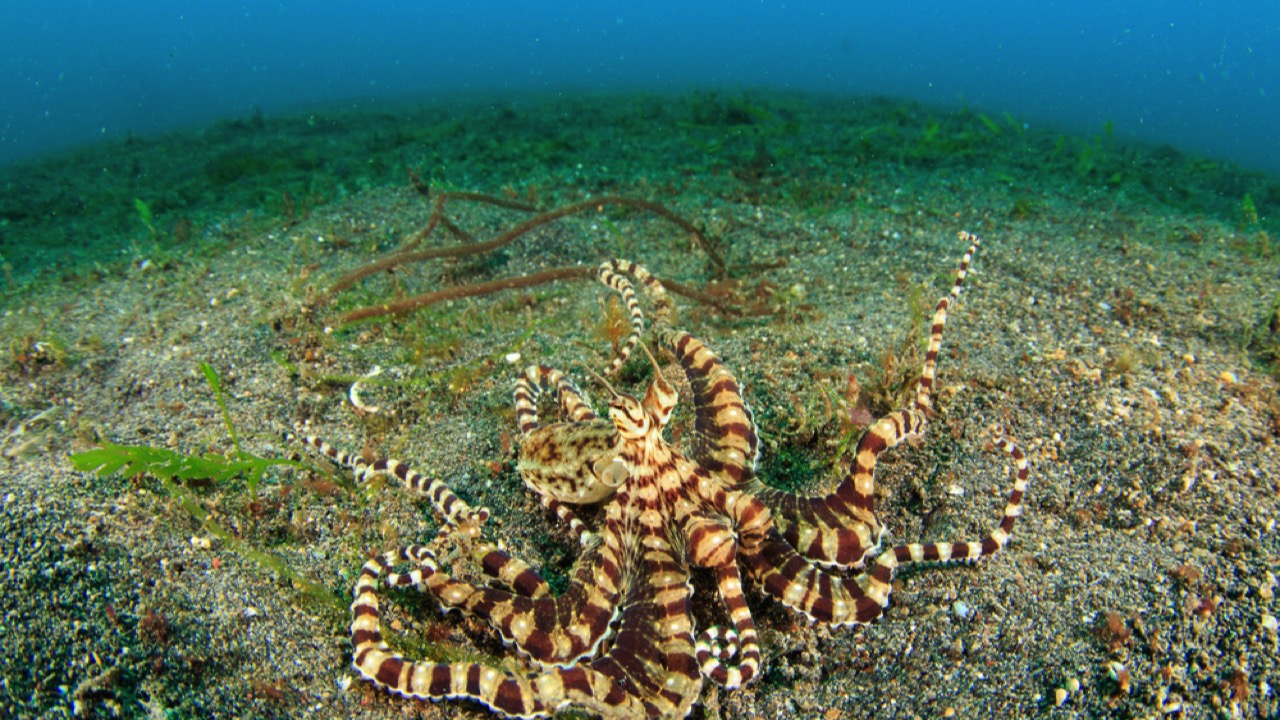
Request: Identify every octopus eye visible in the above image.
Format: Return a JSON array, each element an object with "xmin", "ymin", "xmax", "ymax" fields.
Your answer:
[{"xmin": 595, "ymin": 457, "xmax": 629, "ymax": 487}]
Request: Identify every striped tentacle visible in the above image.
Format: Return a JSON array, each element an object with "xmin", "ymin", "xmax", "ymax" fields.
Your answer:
[
  {"xmin": 756, "ymin": 233, "xmax": 980, "ymax": 568},
  {"xmin": 880, "ymin": 430, "xmax": 1030, "ymax": 572},
  {"xmin": 740, "ymin": 528, "xmax": 889, "ymax": 627},
  {"xmin": 596, "ymin": 260, "xmax": 648, "ymax": 375},
  {"xmin": 663, "ymin": 330, "xmax": 760, "ymax": 488},
  {"xmin": 293, "ymin": 431, "xmax": 488, "ymax": 527},
  {"xmin": 598, "ymin": 258, "xmax": 673, "ymax": 336},
  {"xmin": 377, "ymin": 543, "xmax": 441, "ymax": 591},
  {"xmin": 758, "ymin": 408, "xmax": 926, "ymax": 570},
  {"xmin": 607, "ymin": 258, "xmax": 759, "ymax": 488},
  {"xmin": 827, "ymin": 430, "xmax": 1030, "ymax": 624},
  {"xmin": 686, "ymin": 470, "xmax": 773, "ymax": 552},
  {"xmin": 351, "ymin": 546, "xmax": 649, "ymax": 719},
  {"xmin": 591, "ymin": 503, "xmax": 703, "ymax": 718},
  {"xmin": 598, "ymin": 258, "xmax": 759, "ymax": 490},
  {"xmin": 418, "ymin": 537, "xmax": 624, "ymax": 668},
  {"xmin": 915, "ymin": 231, "xmax": 979, "ymax": 413},
  {"xmin": 381, "ymin": 518, "xmax": 549, "ymax": 600},
  {"xmin": 695, "ymin": 562, "xmax": 761, "ymax": 689},
  {"xmin": 514, "ymin": 365, "xmax": 598, "ymax": 438},
  {"xmin": 742, "ymin": 427, "xmax": 1030, "ymax": 627},
  {"xmin": 466, "ymin": 540, "xmax": 553, "ymax": 599},
  {"xmin": 682, "ymin": 503, "xmax": 763, "ymax": 690},
  {"xmin": 541, "ymin": 496, "xmax": 596, "ymax": 546}
]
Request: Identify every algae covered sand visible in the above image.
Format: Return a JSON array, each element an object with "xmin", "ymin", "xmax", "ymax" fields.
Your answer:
[{"xmin": 1, "ymin": 91, "xmax": 1278, "ymax": 718}]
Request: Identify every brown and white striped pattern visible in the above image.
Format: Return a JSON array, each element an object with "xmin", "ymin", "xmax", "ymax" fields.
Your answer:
[
  {"xmin": 600, "ymin": 259, "xmax": 761, "ymax": 490},
  {"xmin": 597, "ymin": 258, "xmax": 763, "ymax": 500},
  {"xmin": 599, "ymin": 258, "xmax": 672, "ymax": 333},
  {"xmin": 514, "ymin": 365, "xmax": 598, "ymax": 436},
  {"xmin": 406, "ymin": 537, "xmax": 623, "ymax": 669},
  {"xmin": 916, "ymin": 231, "xmax": 979, "ymax": 413},
  {"xmin": 694, "ymin": 562, "xmax": 761, "ymax": 689},
  {"xmin": 596, "ymin": 260, "xmax": 647, "ymax": 375},
  {"xmin": 883, "ymin": 432, "xmax": 1029, "ymax": 569},
  {"xmin": 752, "ymin": 231, "xmax": 979, "ymax": 571},
  {"xmin": 733, "ymin": 233, "xmax": 1033, "ymax": 628},
  {"xmin": 758, "ymin": 408, "xmax": 926, "ymax": 570},
  {"xmin": 322, "ymin": 234, "xmax": 1029, "ymax": 718},
  {"xmin": 350, "ymin": 542, "xmax": 648, "ymax": 718},
  {"xmin": 293, "ymin": 430, "xmax": 487, "ymax": 527},
  {"xmin": 662, "ymin": 330, "xmax": 761, "ymax": 488}
]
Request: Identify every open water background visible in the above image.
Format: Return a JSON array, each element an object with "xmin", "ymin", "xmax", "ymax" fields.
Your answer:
[{"xmin": 2, "ymin": 1, "xmax": 1277, "ymax": 176}]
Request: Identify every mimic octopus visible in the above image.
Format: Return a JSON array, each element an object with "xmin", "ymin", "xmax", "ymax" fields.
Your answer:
[{"xmin": 299, "ymin": 231, "xmax": 1029, "ymax": 718}]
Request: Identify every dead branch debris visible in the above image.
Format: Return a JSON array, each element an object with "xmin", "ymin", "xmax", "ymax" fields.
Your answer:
[{"xmin": 324, "ymin": 183, "xmax": 763, "ymax": 325}]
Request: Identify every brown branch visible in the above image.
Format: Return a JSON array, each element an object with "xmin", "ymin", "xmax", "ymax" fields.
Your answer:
[
  {"xmin": 341, "ymin": 267, "xmax": 595, "ymax": 323},
  {"xmin": 438, "ymin": 215, "xmax": 474, "ymax": 244},
  {"xmin": 658, "ymin": 279, "xmax": 744, "ymax": 318},
  {"xmin": 327, "ymin": 194, "xmax": 720, "ymax": 298},
  {"xmin": 397, "ymin": 191, "xmax": 538, "ymax": 253},
  {"xmin": 338, "ymin": 267, "xmax": 746, "ymax": 325},
  {"xmin": 390, "ymin": 193, "xmax": 447, "ymax": 253},
  {"xmin": 585, "ymin": 196, "xmax": 726, "ymax": 277}
]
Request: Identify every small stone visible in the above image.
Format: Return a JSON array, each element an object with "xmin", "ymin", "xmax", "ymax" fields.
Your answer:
[
  {"xmin": 1054, "ymin": 688, "xmax": 1068, "ymax": 706},
  {"xmin": 952, "ymin": 600, "xmax": 972, "ymax": 620},
  {"xmin": 1066, "ymin": 677, "xmax": 1081, "ymax": 693},
  {"xmin": 1261, "ymin": 614, "xmax": 1277, "ymax": 632},
  {"xmin": 1258, "ymin": 571, "xmax": 1276, "ymax": 600}
]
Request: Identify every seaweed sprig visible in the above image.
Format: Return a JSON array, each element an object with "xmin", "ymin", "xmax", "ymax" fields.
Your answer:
[
  {"xmin": 69, "ymin": 362, "xmax": 349, "ymax": 612},
  {"xmin": 68, "ymin": 440, "xmax": 303, "ymax": 490},
  {"xmin": 71, "ymin": 363, "xmax": 310, "ymax": 491}
]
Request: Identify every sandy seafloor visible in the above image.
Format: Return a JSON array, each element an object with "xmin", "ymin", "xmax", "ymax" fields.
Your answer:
[{"xmin": 1, "ymin": 92, "xmax": 1278, "ymax": 719}]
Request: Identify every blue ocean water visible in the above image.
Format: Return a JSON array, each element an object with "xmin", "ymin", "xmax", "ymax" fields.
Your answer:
[{"xmin": 1, "ymin": 1, "xmax": 1277, "ymax": 176}]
